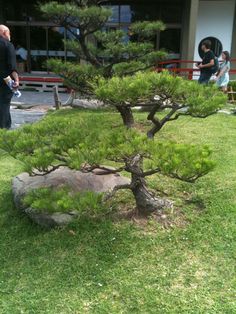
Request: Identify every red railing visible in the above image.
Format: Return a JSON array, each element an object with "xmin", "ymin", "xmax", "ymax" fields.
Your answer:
[
  {"xmin": 156, "ymin": 58, "xmax": 236, "ymax": 80},
  {"xmin": 19, "ymin": 76, "xmax": 63, "ymax": 83}
]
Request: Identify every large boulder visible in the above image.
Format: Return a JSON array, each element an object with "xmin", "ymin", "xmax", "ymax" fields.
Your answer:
[{"xmin": 12, "ymin": 167, "xmax": 130, "ymax": 228}]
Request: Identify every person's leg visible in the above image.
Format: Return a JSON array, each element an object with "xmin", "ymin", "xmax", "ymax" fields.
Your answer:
[
  {"xmin": 198, "ymin": 73, "xmax": 206, "ymax": 84},
  {"xmin": 0, "ymin": 85, "xmax": 13, "ymax": 129},
  {"xmin": 222, "ymin": 86, "xmax": 228, "ymax": 93},
  {"xmin": 198, "ymin": 73, "xmax": 212, "ymax": 84}
]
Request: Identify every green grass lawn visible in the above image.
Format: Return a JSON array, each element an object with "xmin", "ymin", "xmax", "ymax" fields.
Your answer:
[{"xmin": 0, "ymin": 110, "xmax": 235, "ymax": 313}]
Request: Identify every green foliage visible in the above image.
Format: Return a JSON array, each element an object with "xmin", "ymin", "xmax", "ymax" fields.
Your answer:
[
  {"xmin": 0, "ymin": 111, "xmax": 215, "ymax": 182},
  {"xmin": 40, "ymin": 1, "xmax": 167, "ymax": 86},
  {"xmin": 185, "ymin": 83, "xmax": 226, "ymax": 117},
  {"xmin": 98, "ymin": 127, "xmax": 215, "ymax": 182},
  {"xmin": 146, "ymin": 142, "xmax": 214, "ymax": 182},
  {"xmin": 94, "ymin": 29, "xmax": 125, "ymax": 45},
  {"xmin": 95, "ymin": 72, "xmax": 153, "ymax": 105},
  {"xmin": 0, "ymin": 113, "xmax": 109, "ymax": 174},
  {"xmin": 23, "ymin": 187, "xmax": 104, "ymax": 215},
  {"xmin": 40, "ymin": 2, "xmax": 112, "ymax": 31},
  {"xmin": 95, "ymin": 71, "xmax": 227, "ymax": 116},
  {"xmin": 64, "ymin": 39, "xmax": 98, "ymax": 60},
  {"xmin": 130, "ymin": 21, "xmax": 166, "ymax": 37},
  {"xmin": 46, "ymin": 59, "xmax": 100, "ymax": 91},
  {"xmin": 112, "ymin": 61, "xmax": 147, "ymax": 77},
  {"xmin": 229, "ymin": 80, "xmax": 236, "ymax": 91}
]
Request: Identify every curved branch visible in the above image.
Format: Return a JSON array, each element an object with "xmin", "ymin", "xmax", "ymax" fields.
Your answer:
[
  {"xmin": 147, "ymin": 103, "xmax": 183, "ymax": 138},
  {"xmin": 142, "ymin": 168, "xmax": 161, "ymax": 177},
  {"xmin": 31, "ymin": 164, "xmax": 67, "ymax": 176},
  {"xmin": 103, "ymin": 183, "xmax": 131, "ymax": 201},
  {"xmin": 81, "ymin": 164, "xmax": 125, "ymax": 175}
]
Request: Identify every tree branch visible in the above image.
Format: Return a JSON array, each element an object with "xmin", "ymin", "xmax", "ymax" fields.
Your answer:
[
  {"xmin": 103, "ymin": 183, "xmax": 131, "ymax": 201},
  {"xmin": 147, "ymin": 103, "xmax": 183, "ymax": 138},
  {"xmin": 142, "ymin": 168, "xmax": 161, "ymax": 177},
  {"xmin": 31, "ymin": 164, "xmax": 66, "ymax": 176},
  {"xmin": 81, "ymin": 164, "xmax": 125, "ymax": 175},
  {"xmin": 167, "ymin": 171, "xmax": 210, "ymax": 183}
]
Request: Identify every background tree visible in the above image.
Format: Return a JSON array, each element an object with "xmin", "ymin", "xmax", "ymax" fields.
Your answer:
[
  {"xmin": 95, "ymin": 71, "xmax": 227, "ymax": 132},
  {"xmin": 40, "ymin": 1, "xmax": 166, "ymax": 82},
  {"xmin": 40, "ymin": 0, "xmax": 166, "ymax": 125},
  {"xmin": 40, "ymin": 1, "xmax": 226, "ymax": 130}
]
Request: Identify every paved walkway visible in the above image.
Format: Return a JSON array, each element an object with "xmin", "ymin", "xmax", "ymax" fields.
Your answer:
[
  {"xmin": 10, "ymin": 91, "xmax": 70, "ymax": 129},
  {"xmin": 11, "ymin": 108, "xmax": 45, "ymax": 129},
  {"xmin": 11, "ymin": 90, "xmax": 70, "ymax": 107}
]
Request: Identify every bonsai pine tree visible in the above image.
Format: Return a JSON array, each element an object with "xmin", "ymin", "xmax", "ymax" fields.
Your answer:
[
  {"xmin": 81, "ymin": 127, "xmax": 214, "ymax": 215},
  {"xmin": 95, "ymin": 71, "xmax": 227, "ymax": 133},
  {"xmin": 0, "ymin": 113, "xmax": 215, "ymax": 216},
  {"xmin": 40, "ymin": 0, "xmax": 166, "ymax": 126}
]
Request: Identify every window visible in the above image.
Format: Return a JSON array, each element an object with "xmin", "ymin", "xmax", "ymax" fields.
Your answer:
[{"xmin": 120, "ymin": 5, "xmax": 132, "ymax": 23}]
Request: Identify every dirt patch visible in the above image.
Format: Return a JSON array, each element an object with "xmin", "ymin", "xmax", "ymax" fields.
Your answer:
[{"xmin": 111, "ymin": 204, "xmax": 189, "ymax": 230}]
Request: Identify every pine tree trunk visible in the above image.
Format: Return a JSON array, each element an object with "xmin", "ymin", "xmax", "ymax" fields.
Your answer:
[
  {"xmin": 116, "ymin": 106, "xmax": 134, "ymax": 128},
  {"xmin": 127, "ymin": 155, "xmax": 171, "ymax": 216},
  {"xmin": 147, "ymin": 124, "xmax": 162, "ymax": 139},
  {"xmin": 131, "ymin": 174, "xmax": 169, "ymax": 215}
]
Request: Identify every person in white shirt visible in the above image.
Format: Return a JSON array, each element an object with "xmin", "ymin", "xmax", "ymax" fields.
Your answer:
[{"xmin": 16, "ymin": 45, "xmax": 27, "ymax": 62}]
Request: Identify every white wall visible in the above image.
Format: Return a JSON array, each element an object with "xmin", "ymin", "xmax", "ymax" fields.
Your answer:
[{"xmin": 194, "ymin": 0, "xmax": 235, "ymax": 61}]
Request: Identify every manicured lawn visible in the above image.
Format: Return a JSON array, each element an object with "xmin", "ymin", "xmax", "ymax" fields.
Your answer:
[{"xmin": 0, "ymin": 110, "xmax": 235, "ymax": 313}]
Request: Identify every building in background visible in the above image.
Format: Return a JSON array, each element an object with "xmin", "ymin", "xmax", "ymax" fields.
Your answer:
[{"xmin": 0, "ymin": 0, "xmax": 235, "ymax": 72}]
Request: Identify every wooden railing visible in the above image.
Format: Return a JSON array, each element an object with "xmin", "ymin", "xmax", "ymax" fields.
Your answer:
[
  {"xmin": 156, "ymin": 58, "xmax": 236, "ymax": 80},
  {"xmin": 19, "ymin": 75, "xmax": 66, "ymax": 92}
]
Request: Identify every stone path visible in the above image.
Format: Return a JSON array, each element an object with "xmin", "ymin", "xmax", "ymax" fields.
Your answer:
[
  {"xmin": 11, "ymin": 108, "xmax": 45, "ymax": 129},
  {"xmin": 11, "ymin": 90, "xmax": 70, "ymax": 108},
  {"xmin": 10, "ymin": 91, "xmax": 70, "ymax": 129}
]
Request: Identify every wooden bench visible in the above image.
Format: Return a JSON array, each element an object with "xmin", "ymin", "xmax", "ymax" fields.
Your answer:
[{"xmin": 19, "ymin": 76, "xmax": 67, "ymax": 93}]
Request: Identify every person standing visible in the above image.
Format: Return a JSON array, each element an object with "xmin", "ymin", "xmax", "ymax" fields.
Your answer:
[
  {"xmin": 16, "ymin": 45, "xmax": 27, "ymax": 63},
  {"xmin": 0, "ymin": 25, "xmax": 19, "ymax": 129},
  {"xmin": 16, "ymin": 44, "xmax": 27, "ymax": 73},
  {"xmin": 215, "ymin": 51, "xmax": 230, "ymax": 92},
  {"xmin": 196, "ymin": 40, "xmax": 215, "ymax": 84}
]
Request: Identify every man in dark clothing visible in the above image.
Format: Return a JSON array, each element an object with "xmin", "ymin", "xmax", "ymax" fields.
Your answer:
[
  {"xmin": 0, "ymin": 25, "xmax": 19, "ymax": 129},
  {"xmin": 197, "ymin": 40, "xmax": 215, "ymax": 84}
]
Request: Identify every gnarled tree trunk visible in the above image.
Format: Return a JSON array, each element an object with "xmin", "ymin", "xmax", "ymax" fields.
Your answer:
[
  {"xmin": 116, "ymin": 106, "xmax": 134, "ymax": 128},
  {"xmin": 127, "ymin": 155, "xmax": 171, "ymax": 216},
  {"xmin": 131, "ymin": 173, "xmax": 170, "ymax": 216}
]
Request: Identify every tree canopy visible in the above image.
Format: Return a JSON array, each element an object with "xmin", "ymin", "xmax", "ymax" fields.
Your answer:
[
  {"xmin": 0, "ymin": 112, "xmax": 215, "ymax": 215},
  {"xmin": 95, "ymin": 71, "xmax": 227, "ymax": 133},
  {"xmin": 40, "ymin": 0, "xmax": 166, "ymax": 90}
]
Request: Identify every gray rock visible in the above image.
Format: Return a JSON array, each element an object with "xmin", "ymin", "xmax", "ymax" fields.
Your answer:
[
  {"xmin": 24, "ymin": 208, "xmax": 79, "ymax": 228},
  {"xmin": 12, "ymin": 167, "xmax": 130, "ymax": 228}
]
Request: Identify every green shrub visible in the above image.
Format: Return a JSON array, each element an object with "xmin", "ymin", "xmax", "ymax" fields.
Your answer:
[
  {"xmin": 229, "ymin": 81, "xmax": 236, "ymax": 91},
  {"xmin": 23, "ymin": 187, "xmax": 104, "ymax": 215}
]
